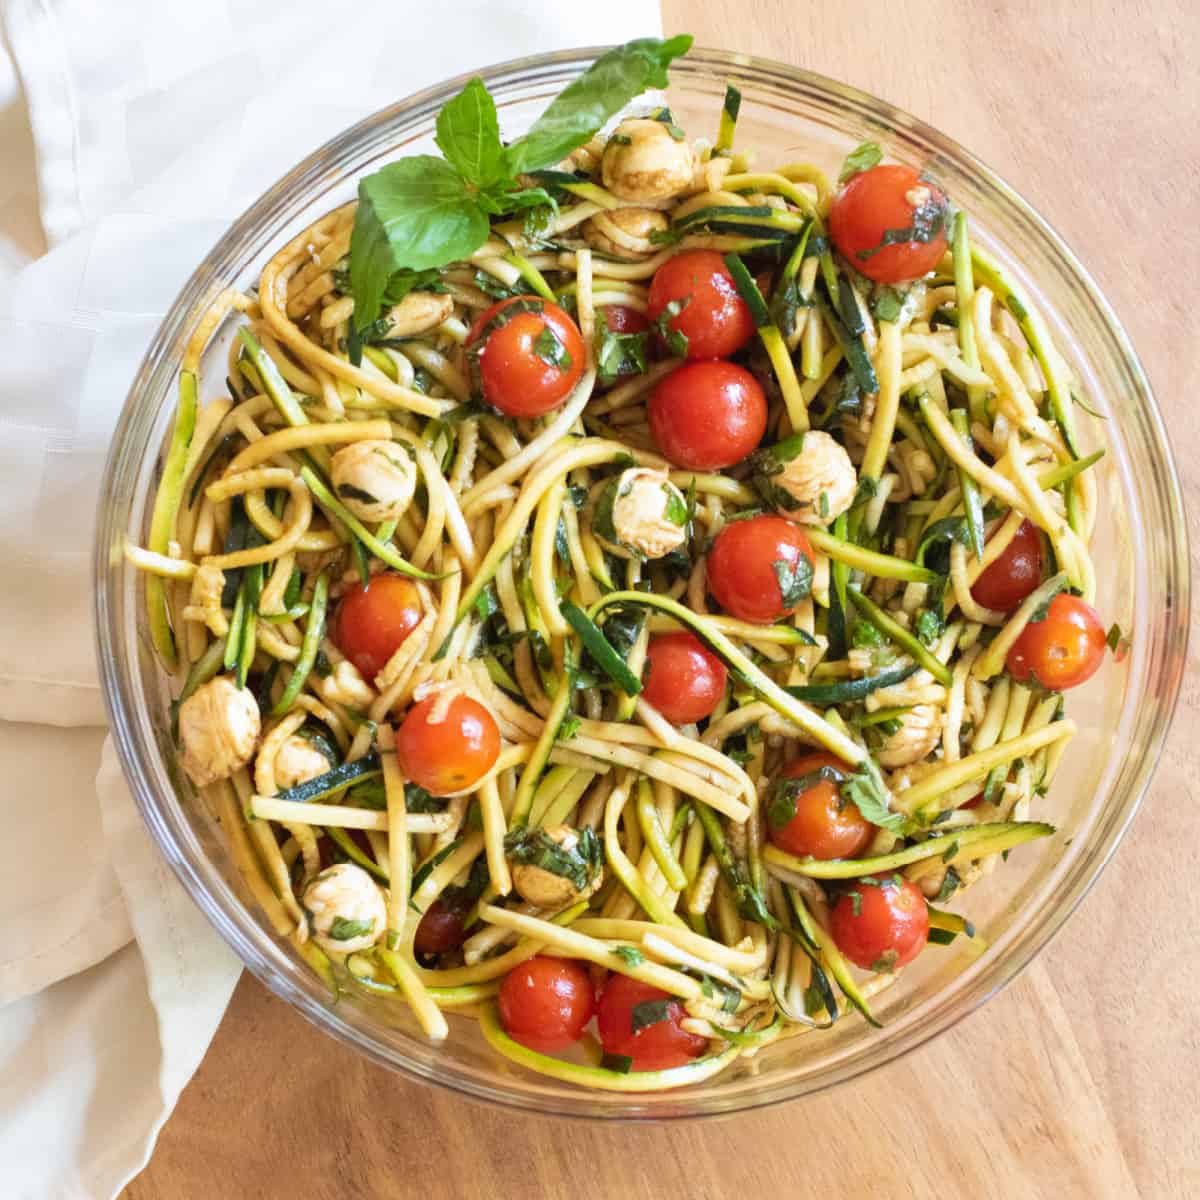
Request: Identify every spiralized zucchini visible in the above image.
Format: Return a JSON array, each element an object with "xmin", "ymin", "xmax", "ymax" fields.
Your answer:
[{"xmin": 126, "ymin": 56, "xmax": 1109, "ymax": 1093}]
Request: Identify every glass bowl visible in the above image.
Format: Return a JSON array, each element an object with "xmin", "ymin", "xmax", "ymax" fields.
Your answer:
[{"xmin": 93, "ymin": 46, "xmax": 1189, "ymax": 1119}]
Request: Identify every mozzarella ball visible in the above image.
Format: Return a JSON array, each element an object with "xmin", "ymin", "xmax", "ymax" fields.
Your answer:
[
  {"xmin": 273, "ymin": 734, "xmax": 333, "ymax": 792},
  {"xmin": 768, "ymin": 431, "xmax": 858, "ymax": 525},
  {"xmin": 384, "ymin": 290, "xmax": 454, "ymax": 337},
  {"xmin": 601, "ymin": 118, "xmax": 697, "ymax": 204},
  {"xmin": 302, "ymin": 863, "xmax": 388, "ymax": 953},
  {"xmin": 878, "ymin": 704, "xmax": 942, "ymax": 768},
  {"xmin": 582, "ymin": 206, "xmax": 669, "ymax": 261},
  {"xmin": 178, "ymin": 675, "xmax": 261, "ymax": 787},
  {"xmin": 330, "ymin": 439, "xmax": 417, "ymax": 524},
  {"xmin": 599, "ymin": 467, "xmax": 688, "ymax": 560},
  {"xmin": 511, "ymin": 825, "xmax": 604, "ymax": 909}
]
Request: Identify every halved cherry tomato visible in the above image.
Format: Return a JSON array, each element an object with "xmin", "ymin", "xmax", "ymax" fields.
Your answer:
[
  {"xmin": 647, "ymin": 250, "xmax": 755, "ymax": 359},
  {"xmin": 466, "ymin": 296, "xmax": 585, "ymax": 418},
  {"xmin": 641, "ymin": 632, "xmax": 728, "ymax": 725},
  {"xmin": 331, "ymin": 573, "xmax": 423, "ymax": 680},
  {"xmin": 648, "ymin": 360, "xmax": 766, "ymax": 470},
  {"xmin": 600, "ymin": 304, "xmax": 650, "ymax": 334},
  {"xmin": 395, "ymin": 693, "xmax": 500, "ymax": 796},
  {"xmin": 767, "ymin": 752, "xmax": 873, "ymax": 860},
  {"xmin": 829, "ymin": 165, "xmax": 949, "ymax": 284},
  {"xmin": 413, "ymin": 897, "xmax": 466, "ymax": 957},
  {"xmin": 707, "ymin": 514, "xmax": 814, "ymax": 624},
  {"xmin": 830, "ymin": 875, "xmax": 929, "ymax": 971},
  {"xmin": 596, "ymin": 974, "xmax": 707, "ymax": 1071},
  {"xmin": 1005, "ymin": 593, "xmax": 1106, "ymax": 690},
  {"xmin": 498, "ymin": 956, "xmax": 595, "ymax": 1053},
  {"xmin": 971, "ymin": 519, "xmax": 1043, "ymax": 612}
]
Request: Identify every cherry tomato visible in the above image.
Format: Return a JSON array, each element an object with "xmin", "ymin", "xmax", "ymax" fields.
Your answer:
[
  {"xmin": 829, "ymin": 165, "xmax": 949, "ymax": 284},
  {"xmin": 1005, "ymin": 593, "xmax": 1106, "ymax": 690},
  {"xmin": 641, "ymin": 632, "xmax": 728, "ymax": 725},
  {"xmin": 647, "ymin": 250, "xmax": 755, "ymax": 359},
  {"xmin": 466, "ymin": 296, "xmax": 585, "ymax": 418},
  {"xmin": 767, "ymin": 752, "xmax": 873, "ymax": 860},
  {"xmin": 962, "ymin": 793, "xmax": 984, "ymax": 810},
  {"xmin": 413, "ymin": 897, "xmax": 466, "ymax": 957},
  {"xmin": 331, "ymin": 573, "xmax": 423, "ymax": 680},
  {"xmin": 395, "ymin": 693, "xmax": 500, "ymax": 796},
  {"xmin": 498, "ymin": 956, "xmax": 595, "ymax": 1053},
  {"xmin": 596, "ymin": 974, "xmax": 707, "ymax": 1071},
  {"xmin": 830, "ymin": 875, "xmax": 929, "ymax": 971},
  {"xmin": 648, "ymin": 361, "xmax": 767, "ymax": 470},
  {"xmin": 600, "ymin": 304, "xmax": 650, "ymax": 334},
  {"xmin": 971, "ymin": 520, "xmax": 1044, "ymax": 612},
  {"xmin": 707, "ymin": 514, "xmax": 814, "ymax": 624}
]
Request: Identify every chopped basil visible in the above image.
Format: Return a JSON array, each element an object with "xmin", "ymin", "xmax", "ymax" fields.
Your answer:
[
  {"xmin": 872, "ymin": 285, "xmax": 907, "ymax": 324},
  {"xmin": 841, "ymin": 758, "xmax": 906, "ymax": 833},
  {"xmin": 327, "ymin": 916, "xmax": 375, "ymax": 942},
  {"xmin": 609, "ymin": 133, "xmax": 633, "ymax": 146},
  {"xmin": 336, "ymin": 483, "xmax": 379, "ymax": 506},
  {"xmin": 838, "ymin": 140, "xmax": 883, "ymax": 183},
  {"xmin": 612, "ymin": 945, "xmax": 645, "ymax": 967},
  {"xmin": 664, "ymin": 488, "xmax": 689, "ymax": 526},
  {"xmin": 504, "ymin": 825, "xmax": 601, "ymax": 891},
  {"xmin": 772, "ymin": 554, "xmax": 814, "ymax": 608},
  {"xmin": 532, "ymin": 325, "xmax": 572, "ymax": 371},
  {"xmin": 940, "ymin": 839, "xmax": 961, "ymax": 863},
  {"xmin": 766, "ymin": 765, "xmax": 846, "ymax": 830},
  {"xmin": 654, "ymin": 296, "xmax": 691, "ymax": 357},
  {"xmin": 556, "ymin": 713, "xmax": 581, "ymax": 741},
  {"xmin": 629, "ymin": 997, "xmax": 673, "ymax": 1033},
  {"xmin": 848, "ymin": 889, "xmax": 863, "ymax": 917},
  {"xmin": 595, "ymin": 319, "xmax": 649, "ymax": 384},
  {"xmin": 856, "ymin": 192, "xmax": 949, "ymax": 263},
  {"xmin": 869, "ymin": 949, "xmax": 899, "ymax": 973},
  {"xmin": 915, "ymin": 607, "xmax": 944, "ymax": 646}
]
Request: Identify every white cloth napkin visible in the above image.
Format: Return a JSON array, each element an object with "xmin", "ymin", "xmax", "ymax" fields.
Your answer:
[{"xmin": 0, "ymin": 1, "xmax": 660, "ymax": 1195}]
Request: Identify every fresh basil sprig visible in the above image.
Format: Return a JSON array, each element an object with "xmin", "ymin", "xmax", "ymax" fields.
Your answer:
[{"xmin": 348, "ymin": 36, "xmax": 693, "ymax": 332}]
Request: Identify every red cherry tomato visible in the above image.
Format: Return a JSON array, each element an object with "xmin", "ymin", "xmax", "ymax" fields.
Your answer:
[
  {"xmin": 498, "ymin": 956, "xmax": 595, "ymax": 1053},
  {"xmin": 647, "ymin": 250, "xmax": 755, "ymax": 359},
  {"xmin": 641, "ymin": 632, "xmax": 728, "ymax": 725},
  {"xmin": 596, "ymin": 974, "xmax": 707, "ymax": 1071},
  {"xmin": 831, "ymin": 875, "xmax": 929, "ymax": 971},
  {"xmin": 1005, "ymin": 593, "xmax": 1106, "ymax": 690},
  {"xmin": 395, "ymin": 693, "xmax": 500, "ymax": 796},
  {"xmin": 767, "ymin": 752, "xmax": 873, "ymax": 860},
  {"xmin": 413, "ymin": 898, "xmax": 466, "ymax": 956},
  {"xmin": 971, "ymin": 520, "xmax": 1044, "ymax": 612},
  {"xmin": 829, "ymin": 165, "xmax": 949, "ymax": 284},
  {"xmin": 707, "ymin": 514, "xmax": 814, "ymax": 624},
  {"xmin": 600, "ymin": 304, "xmax": 650, "ymax": 334},
  {"xmin": 648, "ymin": 361, "xmax": 766, "ymax": 470},
  {"xmin": 466, "ymin": 296, "xmax": 585, "ymax": 418},
  {"xmin": 331, "ymin": 573, "xmax": 423, "ymax": 680},
  {"xmin": 962, "ymin": 794, "xmax": 984, "ymax": 810}
]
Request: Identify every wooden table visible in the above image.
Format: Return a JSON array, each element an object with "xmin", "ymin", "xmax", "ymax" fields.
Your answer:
[{"xmin": 128, "ymin": 3, "xmax": 1200, "ymax": 1196}]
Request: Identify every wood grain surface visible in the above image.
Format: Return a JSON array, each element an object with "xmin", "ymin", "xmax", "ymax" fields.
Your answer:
[{"xmin": 126, "ymin": 3, "xmax": 1200, "ymax": 1197}]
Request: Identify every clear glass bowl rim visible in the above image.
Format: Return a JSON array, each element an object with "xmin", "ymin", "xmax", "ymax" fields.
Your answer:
[{"xmin": 93, "ymin": 45, "xmax": 1190, "ymax": 1120}]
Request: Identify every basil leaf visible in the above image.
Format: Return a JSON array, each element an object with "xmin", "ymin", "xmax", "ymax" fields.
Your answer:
[
  {"xmin": 601, "ymin": 1052, "xmax": 634, "ymax": 1074},
  {"xmin": 435, "ymin": 77, "xmax": 508, "ymax": 191},
  {"xmin": 629, "ymin": 997, "xmax": 673, "ymax": 1033},
  {"xmin": 839, "ymin": 140, "xmax": 883, "ymax": 183},
  {"xmin": 840, "ymin": 758, "xmax": 906, "ymax": 833},
  {"xmin": 533, "ymin": 326, "xmax": 572, "ymax": 370},
  {"xmin": 503, "ymin": 36, "xmax": 694, "ymax": 175},
  {"xmin": 327, "ymin": 916, "xmax": 375, "ymax": 941},
  {"xmin": 349, "ymin": 157, "xmax": 489, "ymax": 331},
  {"xmin": 914, "ymin": 607, "xmax": 944, "ymax": 646},
  {"xmin": 772, "ymin": 555, "xmax": 814, "ymax": 608},
  {"xmin": 612, "ymin": 945, "xmax": 645, "ymax": 967},
  {"xmin": 664, "ymin": 488, "xmax": 689, "ymax": 526}
]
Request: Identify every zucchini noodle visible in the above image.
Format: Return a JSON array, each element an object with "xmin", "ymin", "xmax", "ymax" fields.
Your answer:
[{"xmin": 127, "ymin": 68, "xmax": 1109, "ymax": 1094}]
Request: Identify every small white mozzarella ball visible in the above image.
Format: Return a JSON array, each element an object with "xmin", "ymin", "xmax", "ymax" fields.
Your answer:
[
  {"xmin": 330, "ymin": 440, "xmax": 417, "ymax": 524},
  {"xmin": 878, "ymin": 704, "xmax": 942, "ymax": 768},
  {"xmin": 601, "ymin": 118, "xmax": 697, "ymax": 203},
  {"xmin": 511, "ymin": 825, "xmax": 604, "ymax": 909},
  {"xmin": 273, "ymin": 734, "xmax": 333, "ymax": 792},
  {"xmin": 302, "ymin": 864, "xmax": 387, "ymax": 953},
  {"xmin": 603, "ymin": 468, "xmax": 688, "ymax": 560},
  {"xmin": 178, "ymin": 675, "xmax": 261, "ymax": 787},
  {"xmin": 384, "ymin": 290, "xmax": 454, "ymax": 337},
  {"xmin": 770, "ymin": 431, "xmax": 858, "ymax": 525},
  {"xmin": 582, "ymin": 206, "xmax": 669, "ymax": 261}
]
